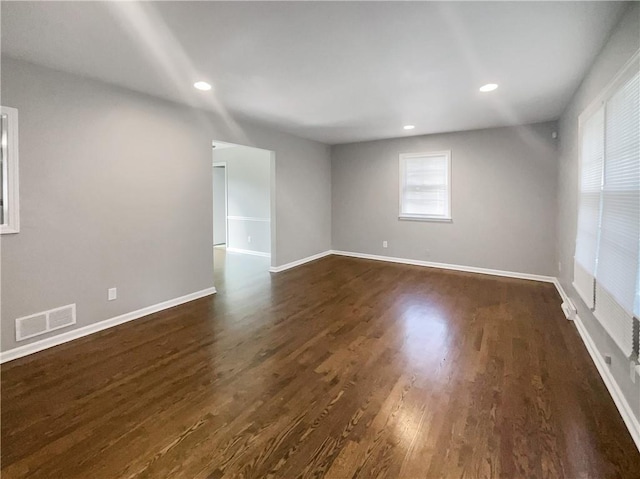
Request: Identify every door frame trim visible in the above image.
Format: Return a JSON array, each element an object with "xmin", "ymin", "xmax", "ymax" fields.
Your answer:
[{"xmin": 212, "ymin": 161, "xmax": 228, "ymax": 247}]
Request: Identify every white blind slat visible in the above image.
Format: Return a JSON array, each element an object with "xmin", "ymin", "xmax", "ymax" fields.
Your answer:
[
  {"xmin": 594, "ymin": 283, "xmax": 635, "ymax": 357},
  {"xmin": 573, "ymin": 262, "xmax": 595, "ymax": 309}
]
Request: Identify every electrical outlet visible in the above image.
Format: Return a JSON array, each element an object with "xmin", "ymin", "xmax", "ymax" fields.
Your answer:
[
  {"xmin": 382, "ymin": 241, "xmax": 388, "ymax": 248},
  {"xmin": 247, "ymin": 236, "xmax": 252, "ymax": 244},
  {"xmin": 604, "ymin": 355, "xmax": 612, "ymax": 365},
  {"xmin": 108, "ymin": 288, "xmax": 117, "ymax": 301}
]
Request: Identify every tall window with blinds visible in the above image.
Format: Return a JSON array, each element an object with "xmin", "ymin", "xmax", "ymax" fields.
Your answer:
[
  {"xmin": 575, "ymin": 106, "xmax": 604, "ymax": 308},
  {"xmin": 574, "ymin": 53, "xmax": 639, "ymax": 358},
  {"xmin": 399, "ymin": 151, "xmax": 451, "ymax": 221}
]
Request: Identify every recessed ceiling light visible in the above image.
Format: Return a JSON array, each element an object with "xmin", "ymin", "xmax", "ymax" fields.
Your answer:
[
  {"xmin": 403, "ymin": 125, "xmax": 415, "ymax": 130},
  {"xmin": 479, "ymin": 83, "xmax": 498, "ymax": 92},
  {"xmin": 194, "ymin": 81, "xmax": 212, "ymax": 91}
]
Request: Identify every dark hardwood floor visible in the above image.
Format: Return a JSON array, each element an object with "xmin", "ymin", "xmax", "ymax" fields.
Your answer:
[{"xmin": 2, "ymin": 255, "xmax": 639, "ymax": 478}]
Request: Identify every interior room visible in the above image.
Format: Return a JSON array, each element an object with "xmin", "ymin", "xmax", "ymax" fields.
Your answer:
[
  {"xmin": 1, "ymin": 1, "xmax": 639, "ymax": 478},
  {"xmin": 211, "ymin": 140, "xmax": 273, "ymax": 291}
]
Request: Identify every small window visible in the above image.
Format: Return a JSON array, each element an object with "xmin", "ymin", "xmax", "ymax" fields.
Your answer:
[
  {"xmin": 1, "ymin": 106, "xmax": 19, "ymax": 234},
  {"xmin": 399, "ymin": 150, "xmax": 451, "ymax": 221}
]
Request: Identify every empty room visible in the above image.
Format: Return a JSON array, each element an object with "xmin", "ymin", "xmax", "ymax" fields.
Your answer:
[{"xmin": 1, "ymin": 1, "xmax": 639, "ymax": 478}]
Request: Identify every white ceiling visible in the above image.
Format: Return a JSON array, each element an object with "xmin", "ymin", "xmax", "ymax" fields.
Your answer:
[{"xmin": 1, "ymin": 1, "xmax": 627, "ymax": 145}]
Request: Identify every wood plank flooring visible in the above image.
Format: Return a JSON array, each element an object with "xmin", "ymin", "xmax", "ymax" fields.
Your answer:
[{"xmin": 2, "ymin": 255, "xmax": 640, "ymax": 478}]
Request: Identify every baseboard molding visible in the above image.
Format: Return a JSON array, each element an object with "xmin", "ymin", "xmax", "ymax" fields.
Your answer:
[
  {"xmin": 572, "ymin": 314, "xmax": 640, "ymax": 452},
  {"xmin": 0, "ymin": 287, "xmax": 217, "ymax": 364},
  {"xmin": 269, "ymin": 250, "xmax": 332, "ymax": 273},
  {"xmin": 331, "ymin": 250, "xmax": 556, "ymax": 283},
  {"xmin": 552, "ymin": 279, "xmax": 578, "ymax": 320},
  {"xmin": 553, "ymin": 278, "xmax": 572, "ymax": 305},
  {"xmin": 558, "ymin": 280, "xmax": 640, "ymax": 451},
  {"xmin": 226, "ymin": 247, "xmax": 271, "ymax": 258}
]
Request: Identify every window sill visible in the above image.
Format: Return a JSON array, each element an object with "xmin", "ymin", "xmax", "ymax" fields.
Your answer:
[
  {"xmin": 0, "ymin": 225, "xmax": 20, "ymax": 235},
  {"xmin": 399, "ymin": 216, "xmax": 452, "ymax": 223}
]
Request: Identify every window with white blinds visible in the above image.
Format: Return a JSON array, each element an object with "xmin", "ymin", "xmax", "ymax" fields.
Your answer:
[
  {"xmin": 574, "ymin": 106, "xmax": 604, "ymax": 308},
  {"xmin": 574, "ymin": 53, "xmax": 639, "ymax": 358},
  {"xmin": 399, "ymin": 151, "xmax": 451, "ymax": 221}
]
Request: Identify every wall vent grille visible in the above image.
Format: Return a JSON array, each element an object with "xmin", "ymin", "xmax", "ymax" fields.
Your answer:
[
  {"xmin": 561, "ymin": 299, "xmax": 577, "ymax": 321},
  {"xmin": 16, "ymin": 304, "xmax": 76, "ymax": 341}
]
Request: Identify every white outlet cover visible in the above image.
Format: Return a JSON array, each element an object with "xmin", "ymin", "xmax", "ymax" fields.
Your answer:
[
  {"xmin": 383, "ymin": 241, "xmax": 388, "ymax": 248},
  {"xmin": 108, "ymin": 288, "xmax": 117, "ymax": 301}
]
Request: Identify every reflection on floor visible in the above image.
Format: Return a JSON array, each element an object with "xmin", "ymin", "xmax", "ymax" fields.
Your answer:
[
  {"xmin": 0, "ymin": 255, "xmax": 640, "ymax": 479},
  {"xmin": 213, "ymin": 245, "xmax": 271, "ymax": 293},
  {"xmin": 2, "ymin": 256, "xmax": 639, "ymax": 477}
]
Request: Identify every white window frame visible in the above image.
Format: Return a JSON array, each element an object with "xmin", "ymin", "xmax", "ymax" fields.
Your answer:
[
  {"xmin": 399, "ymin": 150, "xmax": 452, "ymax": 222},
  {"xmin": 1, "ymin": 106, "xmax": 19, "ymax": 235}
]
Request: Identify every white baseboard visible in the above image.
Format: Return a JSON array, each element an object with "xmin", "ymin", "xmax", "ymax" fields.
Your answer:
[
  {"xmin": 269, "ymin": 250, "xmax": 332, "ymax": 273},
  {"xmin": 572, "ymin": 314, "xmax": 640, "ymax": 452},
  {"xmin": 552, "ymin": 279, "xmax": 578, "ymax": 320},
  {"xmin": 553, "ymin": 278, "xmax": 572, "ymax": 305},
  {"xmin": 226, "ymin": 247, "xmax": 271, "ymax": 258},
  {"xmin": 331, "ymin": 250, "xmax": 556, "ymax": 283},
  {"xmin": 0, "ymin": 287, "xmax": 217, "ymax": 364}
]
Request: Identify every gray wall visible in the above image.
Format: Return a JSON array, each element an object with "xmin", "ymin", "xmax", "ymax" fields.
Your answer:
[
  {"xmin": 557, "ymin": 3, "xmax": 640, "ymax": 423},
  {"xmin": 0, "ymin": 57, "xmax": 332, "ymax": 353},
  {"xmin": 331, "ymin": 122, "xmax": 558, "ymax": 276},
  {"xmin": 213, "ymin": 145, "xmax": 271, "ymax": 255}
]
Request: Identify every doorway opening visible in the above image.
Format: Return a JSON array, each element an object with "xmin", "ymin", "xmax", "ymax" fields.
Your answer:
[{"xmin": 212, "ymin": 140, "xmax": 275, "ymax": 291}]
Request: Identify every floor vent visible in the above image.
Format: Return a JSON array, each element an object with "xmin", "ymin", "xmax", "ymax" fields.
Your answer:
[
  {"xmin": 16, "ymin": 304, "xmax": 76, "ymax": 341},
  {"xmin": 561, "ymin": 299, "xmax": 577, "ymax": 321}
]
